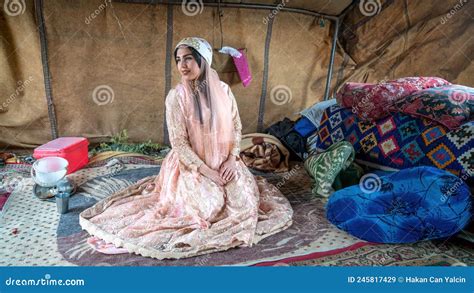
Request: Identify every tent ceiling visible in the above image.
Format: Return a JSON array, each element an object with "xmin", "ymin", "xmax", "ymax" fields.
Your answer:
[
  {"xmin": 121, "ymin": 1, "xmax": 354, "ymax": 17},
  {"xmin": 212, "ymin": 0, "xmax": 353, "ymax": 16}
]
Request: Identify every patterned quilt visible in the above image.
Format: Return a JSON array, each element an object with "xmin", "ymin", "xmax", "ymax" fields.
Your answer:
[{"xmin": 315, "ymin": 105, "xmax": 473, "ymax": 180}]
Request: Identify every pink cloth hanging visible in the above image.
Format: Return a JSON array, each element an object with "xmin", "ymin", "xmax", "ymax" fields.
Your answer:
[{"xmin": 233, "ymin": 49, "xmax": 252, "ymax": 87}]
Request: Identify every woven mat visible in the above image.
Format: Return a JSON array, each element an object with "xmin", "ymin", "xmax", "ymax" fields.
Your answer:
[{"xmin": 0, "ymin": 158, "xmax": 472, "ymax": 266}]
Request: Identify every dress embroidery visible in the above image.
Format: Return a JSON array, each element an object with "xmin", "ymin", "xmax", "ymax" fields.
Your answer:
[{"xmin": 79, "ymin": 82, "xmax": 293, "ymax": 260}]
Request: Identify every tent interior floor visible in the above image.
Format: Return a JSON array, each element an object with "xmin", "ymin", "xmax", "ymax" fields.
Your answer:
[{"xmin": 0, "ymin": 153, "xmax": 473, "ymax": 266}]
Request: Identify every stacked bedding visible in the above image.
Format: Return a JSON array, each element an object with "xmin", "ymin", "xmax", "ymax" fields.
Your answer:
[
  {"xmin": 303, "ymin": 77, "xmax": 473, "ymax": 181},
  {"xmin": 300, "ymin": 77, "xmax": 473, "ymax": 243}
]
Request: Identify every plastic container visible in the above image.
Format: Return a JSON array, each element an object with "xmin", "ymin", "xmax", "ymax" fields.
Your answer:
[{"xmin": 33, "ymin": 137, "xmax": 89, "ymax": 174}]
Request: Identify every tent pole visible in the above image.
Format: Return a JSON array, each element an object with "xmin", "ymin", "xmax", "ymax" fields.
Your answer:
[
  {"xmin": 257, "ymin": 15, "xmax": 274, "ymax": 133},
  {"xmin": 35, "ymin": 0, "xmax": 59, "ymax": 139},
  {"xmin": 163, "ymin": 4, "xmax": 173, "ymax": 145},
  {"xmin": 323, "ymin": 18, "xmax": 340, "ymax": 101}
]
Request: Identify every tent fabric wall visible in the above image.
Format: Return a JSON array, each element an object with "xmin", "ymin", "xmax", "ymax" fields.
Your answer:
[
  {"xmin": 0, "ymin": 0, "xmax": 51, "ymax": 148},
  {"xmin": 337, "ymin": 0, "xmax": 473, "ymax": 88},
  {"xmin": 1, "ymin": 0, "xmax": 350, "ymax": 147},
  {"xmin": 43, "ymin": 0, "xmax": 169, "ymax": 144},
  {"xmin": 1, "ymin": 0, "xmax": 472, "ymax": 148}
]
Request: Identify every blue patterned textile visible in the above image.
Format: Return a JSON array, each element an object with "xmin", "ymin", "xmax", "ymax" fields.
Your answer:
[{"xmin": 326, "ymin": 167, "xmax": 472, "ymax": 243}]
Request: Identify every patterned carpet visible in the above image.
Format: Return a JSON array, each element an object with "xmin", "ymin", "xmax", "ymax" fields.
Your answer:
[{"xmin": 0, "ymin": 158, "xmax": 472, "ymax": 266}]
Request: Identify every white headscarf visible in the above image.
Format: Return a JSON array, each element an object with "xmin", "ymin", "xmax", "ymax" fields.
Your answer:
[{"xmin": 175, "ymin": 37, "xmax": 213, "ymax": 65}]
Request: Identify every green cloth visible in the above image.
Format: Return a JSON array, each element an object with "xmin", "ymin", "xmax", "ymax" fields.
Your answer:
[
  {"xmin": 304, "ymin": 141, "xmax": 355, "ymax": 198},
  {"xmin": 332, "ymin": 162, "xmax": 364, "ymax": 191}
]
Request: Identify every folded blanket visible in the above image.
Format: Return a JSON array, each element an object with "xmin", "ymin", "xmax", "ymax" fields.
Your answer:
[
  {"xmin": 336, "ymin": 77, "xmax": 450, "ymax": 121},
  {"xmin": 390, "ymin": 84, "xmax": 473, "ymax": 130},
  {"xmin": 240, "ymin": 133, "xmax": 290, "ymax": 172},
  {"xmin": 316, "ymin": 104, "xmax": 473, "ymax": 180}
]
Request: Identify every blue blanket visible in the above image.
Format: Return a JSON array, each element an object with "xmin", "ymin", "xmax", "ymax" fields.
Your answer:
[{"xmin": 326, "ymin": 167, "xmax": 472, "ymax": 243}]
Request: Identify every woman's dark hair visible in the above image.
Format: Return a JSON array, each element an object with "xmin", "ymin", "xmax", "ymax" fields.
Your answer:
[
  {"xmin": 174, "ymin": 46, "xmax": 212, "ymax": 127},
  {"xmin": 174, "ymin": 46, "xmax": 202, "ymax": 67}
]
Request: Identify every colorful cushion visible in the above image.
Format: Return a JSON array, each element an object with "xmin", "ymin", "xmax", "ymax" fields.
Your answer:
[
  {"xmin": 336, "ymin": 77, "xmax": 450, "ymax": 121},
  {"xmin": 305, "ymin": 131, "xmax": 319, "ymax": 156},
  {"xmin": 391, "ymin": 84, "xmax": 474, "ymax": 130},
  {"xmin": 315, "ymin": 104, "xmax": 473, "ymax": 180},
  {"xmin": 304, "ymin": 141, "xmax": 355, "ymax": 198},
  {"xmin": 326, "ymin": 167, "xmax": 472, "ymax": 243}
]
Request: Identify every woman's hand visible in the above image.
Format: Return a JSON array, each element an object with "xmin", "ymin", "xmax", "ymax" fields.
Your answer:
[
  {"xmin": 219, "ymin": 155, "xmax": 238, "ymax": 183},
  {"xmin": 199, "ymin": 164, "xmax": 226, "ymax": 186}
]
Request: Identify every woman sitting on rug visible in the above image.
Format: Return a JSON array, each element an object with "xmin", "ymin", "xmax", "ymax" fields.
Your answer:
[{"xmin": 80, "ymin": 37, "xmax": 293, "ymax": 260}]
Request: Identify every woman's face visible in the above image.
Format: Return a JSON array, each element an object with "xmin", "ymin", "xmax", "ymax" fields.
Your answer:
[{"xmin": 175, "ymin": 46, "xmax": 200, "ymax": 81}]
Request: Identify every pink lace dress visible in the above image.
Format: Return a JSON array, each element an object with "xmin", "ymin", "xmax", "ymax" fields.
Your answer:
[{"xmin": 79, "ymin": 82, "xmax": 293, "ymax": 259}]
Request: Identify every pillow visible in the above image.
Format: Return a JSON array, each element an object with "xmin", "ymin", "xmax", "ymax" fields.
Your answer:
[
  {"xmin": 305, "ymin": 131, "xmax": 319, "ymax": 156},
  {"xmin": 304, "ymin": 141, "xmax": 355, "ymax": 198},
  {"xmin": 336, "ymin": 77, "xmax": 451, "ymax": 121},
  {"xmin": 391, "ymin": 84, "xmax": 474, "ymax": 130},
  {"xmin": 326, "ymin": 167, "xmax": 472, "ymax": 243}
]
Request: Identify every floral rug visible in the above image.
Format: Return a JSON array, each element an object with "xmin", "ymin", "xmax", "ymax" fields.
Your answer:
[{"xmin": 0, "ymin": 158, "xmax": 472, "ymax": 266}]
